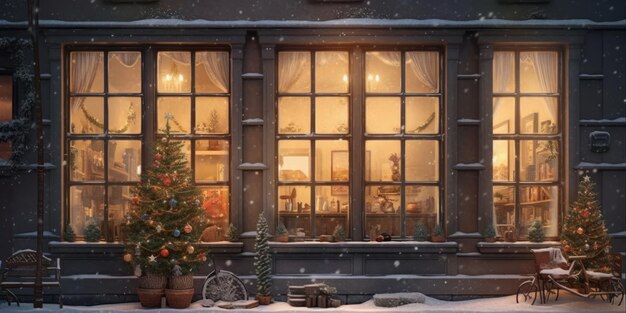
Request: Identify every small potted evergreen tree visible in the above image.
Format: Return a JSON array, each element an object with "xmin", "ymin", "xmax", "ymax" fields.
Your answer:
[
  {"xmin": 413, "ymin": 223, "xmax": 429, "ymax": 241},
  {"xmin": 332, "ymin": 224, "xmax": 346, "ymax": 242},
  {"xmin": 483, "ymin": 223, "xmax": 497, "ymax": 243},
  {"xmin": 431, "ymin": 224, "xmax": 445, "ymax": 242},
  {"xmin": 274, "ymin": 221, "xmax": 289, "ymax": 242},
  {"xmin": 255, "ymin": 213, "xmax": 273, "ymax": 305},
  {"xmin": 225, "ymin": 223, "xmax": 239, "ymax": 242},
  {"xmin": 528, "ymin": 220, "xmax": 545, "ymax": 242}
]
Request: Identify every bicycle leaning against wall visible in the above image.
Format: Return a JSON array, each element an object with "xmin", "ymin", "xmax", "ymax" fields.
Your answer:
[{"xmin": 201, "ymin": 256, "xmax": 248, "ymax": 306}]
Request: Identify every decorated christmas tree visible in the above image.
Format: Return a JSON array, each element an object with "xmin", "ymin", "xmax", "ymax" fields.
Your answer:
[
  {"xmin": 123, "ymin": 121, "xmax": 207, "ymax": 277},
  {"xmin": 254, "ymin": 213, "xmax": 272, "ymax": 299},
  {"xmin": 560, "ymin": 175, "xmax": 612, "ymax": 272}
]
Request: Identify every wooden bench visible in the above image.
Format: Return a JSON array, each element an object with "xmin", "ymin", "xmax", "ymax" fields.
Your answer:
[{"xmin": 0, "ymin": 249, "xmax": 63, "ymax": 308}]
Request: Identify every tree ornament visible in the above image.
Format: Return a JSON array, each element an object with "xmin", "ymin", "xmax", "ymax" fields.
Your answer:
[
  {"xmin": 576, "ymin": 227, "xmax": 584, "ymax": 235},
  {"xmin": 186, "ymin": 245, "xmax": 195, "ymax": 254},
  {"xmin": 173, "ymin": 228, "xmax": 181, "ymax": 237},
  {"xmin": 195, "ymin": 199, "xmax": 201, "ymax": 206},
  {"xmin": 142, "ymin": 213, "xmax": 149, "ymax": 221},
  {"xmin": 184, "ymin": 224, "xmax": 193, "ymax": 233},
  {"xmin": 584, "ymin": 243, "xmax": 590, "ymax": 251},
  {"xmin": 581, "ymin": 209, "xmax": 590, "ymax": 219},
  {"xmin": 148, "ymin": 219, "xmax": 154, "ymax": 226},
  {"xmin": 135, "ymin": 245, "xmax": 141, "ymax": 256},
  {"xmin": 154, "ymin": 152, "xmax": 162, "ymax": 160},
  {"xmin": 161, "ymin": 137, "xmax": 167, "ymax": 142},
  {"xmin": 160, "ymin": 248, "xmax": 170, "ymax": 257},
  {"xmin": 123, "ymin": 253, "xmax": 132, "ymax": 263},
  {"xmin": 132, "ymin": 196, "xmax": 140, "ymax": 205},
  {"xmin": 162, "ymin": 176, "xmax": 172, "ymax": 187},
  {"xmin": 169, "ymin": 198, "xmax": 178, "ymax": 207},
  {"xmin": 153, "ymin": 160, "xmax": 160, "ymax": 167},
  {"xmin": 564, "ymin": 244, "xmax": 571, "ymax": 252},
  {"xmin": 199, "ymin": 255, "xmax": 207, "ymax": 262},
  {"xmin": 148, "ymin": 254, "xmax": 157, "ymax": 263},
  {"xmin": 156, "ymin": 225, "xmax": 162, "ymax": 233}
]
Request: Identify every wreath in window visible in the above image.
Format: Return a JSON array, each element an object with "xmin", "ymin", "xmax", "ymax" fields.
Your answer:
[{"xmin": 0, "ymin": 37, "xmax": 34, "ymax": 172}]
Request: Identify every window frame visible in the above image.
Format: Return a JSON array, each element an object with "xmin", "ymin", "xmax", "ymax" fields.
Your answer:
[
  {"xmin": 491, "ymin": 46, "xmax": 564, "ymax": 240},
  {"xmin": 63, "ymin": 45, "xmax": 233, "ymax": 242}
]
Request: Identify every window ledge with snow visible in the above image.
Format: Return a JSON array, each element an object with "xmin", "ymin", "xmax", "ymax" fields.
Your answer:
[
  {"xmin": 477, "ymin": 241, "xmax": 561, "ymax": 254},
  {"xmin": 49, "ymin": 241, "xmax": 243, "ymax": 254},
  {"xmin": 269, "ymin": 241, "xmax": 458, "ymax": 254}
]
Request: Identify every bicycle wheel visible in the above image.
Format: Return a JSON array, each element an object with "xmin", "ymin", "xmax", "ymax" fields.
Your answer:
[
  {"xmin": 202, "ymin": 270, "xmax": 248, "ymax": 302},
  {"xmin": 516, "ymin": 280, "xmax": 538, "ymax": 305}
]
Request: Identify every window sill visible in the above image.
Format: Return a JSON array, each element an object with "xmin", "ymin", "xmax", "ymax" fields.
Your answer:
[
  {"xmin": 477, "ymin": 241, "xmax": 561, "ymax": 254},
  {"xmin": 49, "ymin": 241, "xmax": 243, "ymax": 254},
  {"xmin": 269, "ymin": 241, "xmax": 458, "ymax": 254}
]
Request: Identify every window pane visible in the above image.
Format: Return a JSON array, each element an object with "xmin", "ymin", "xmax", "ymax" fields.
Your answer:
[
  {"xmin": 195, "ymin": 140, "xmax": 229, "ymax": 182},
  {"xmin": 315, "ymin": 97, "xmax": 348, "ymax": 134},
  {"xmin": 278, "ymin": 140, "xmax": 310, "ymax": 182},
  {"xmin": 278, "ymin": 52, "xmax": 310, "ymax": 93},
  {"xmin": 278, "ymin": 97, "xmax": 310, "ymax": 134},
  {"xmin": 493, "ymin": 51, "xmax": 515, "ymax": 93},
  {"xmin": 315, "ymin": 51, "xmax": 349, "ymax": 93},
  {"xmin": 492, "ymin": 97, "xmax": 515, "ymax": 134},
  {"xmin": 493, "ymin": 185, "xmax": 515, "ymax": 236},
  {"xmin": 108, "ymin": 97, "xmax": 141, "ymax": 134},
  {"xmin": 69, "ymin": 185, "xmax": 105, "ymax": 238},
  {"xmin": 520, "ymin": 185, "xmax": 558, "ymax": 237},
  {"xmin": 365, "ymin": 185, "xmax": 400, "ymax": 237},
  {"xmin": 0, "ymin": 75, "xmax": 12, "ymax": 160},
  {"xmin": 520, "ymin": 51, "xmax": 558, "ymax": 93},
  {"xmin": 107, "ymin": 185, "xmax": 131, "ymax": 241},
  {"xmin": 278, "ymin": 185, "xmax": 311, "ymax": 236},
  {"xmin": 70, "ymin": 97, "xmax": 104, "ymax": 134},
  {"xmin": 196, "ymin": 97, "xmax": 229, "ymax": 134},
  {"xmin": 195, "ymin": 51, "xmax": 229, "ymax": 93},
  {"xmin": 70, "ymin": 52, "xmax": 104, "ymax": 94},
  {"xmin": 157, "ymin": 97, "xmax": 190, "ymax": 134},
  {"xmin": 200, "ymin": 186, "xmax": 230, "ymax": 238},
  {"xmin": 158, "ymin": 51, "xmax": 191, "ymax": 93},
  {"xmin": 520, "ymin": 140, "xmax": 559, "ymax": 182},
  {"xmin": 493, "ymin": 140, "xmax": 515, "ymax": 182},
  {"xmin": 315, "ymin": 140, "xmax": 349, "ymax": 181},
  {"xmin": 315, "ymin": 186, "xmax": 349, "ymax": 237},
  {"xmin": 406, "ymin": 97, "xmax": 438, "ymax": 134},
  {"xmin": 366, "ymin": 52, "xmax": 400, "ymax": 93},
  {"xmin": 405, "ymin": 140, "xmax": 438, "ymax": 182},
  {"xmin": 108, "ymin": 140, "xmax": 141, "ymax": 182},
  {"xmin": 405, "ymin": 51, "xmax": 439, "ymax": 93},
  {"xmin": 365, "ymin": 97, "xmax": 400, "ymax": 134},
  {"xmin": 406, "ymin": 185, "xmax": 439, "ymax": 236},
  {"xmin": 69, "ymin": 140, "xmax": 105, "ymax": 182},
  {"xmin": 520, "ymin": 97, "xmax": 558, "ymax": 134},
  {"xmin": 108, "ymin": 52, "xmax": 141, "ymax": 93},
  {"xmin": 366, "ymin": 140, "xmax": 400, "ymax": 182}
]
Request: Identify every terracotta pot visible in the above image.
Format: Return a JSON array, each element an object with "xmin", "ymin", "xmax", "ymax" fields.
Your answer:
[
  {"xmin": 431, "ymin": 235, "xmax": 446, "ymax": 243},
  {"xmin": 504, "ymin": 229, "xmax": 517, "ymax": 242},
  {"xmin": 137, "ymin": 288, "xmax": 164, "ymax": 308},
  {"xmin": 319, "ymin": 235, "xmax": 333, "ymax": 242},
  {"xmin": 165, "ymin": 288, "xmax": 194, "ymax": 309},
  {"xmin": 169, "ymin": 274, "xmax": 194, "ymax": 290},
  {"xmin": 484, "ymin": 237, "xmax": 496, "ymax": 243},
  {"xmin": 256, "ymin": 295, "xmax": 272, "ymax": 305},
  {"xmin": 274, "ymin": 234, "xmax": 289, "ymax": 242}
]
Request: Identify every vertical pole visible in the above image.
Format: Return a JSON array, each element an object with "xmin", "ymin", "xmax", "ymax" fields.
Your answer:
[{"xmin": 27, "ymin": 0, "xmax": 44, "ymax": 308}]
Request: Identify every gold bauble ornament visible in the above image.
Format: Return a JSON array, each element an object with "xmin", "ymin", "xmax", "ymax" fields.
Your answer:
[{"xmin": 186, "ymin": 245, "xmax": 195, "ymax": 254}]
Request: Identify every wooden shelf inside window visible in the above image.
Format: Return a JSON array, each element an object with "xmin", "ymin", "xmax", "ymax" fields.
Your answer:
[{"xmin": 196, "ymin": 151, "xmax": 228, "ymax": 156}]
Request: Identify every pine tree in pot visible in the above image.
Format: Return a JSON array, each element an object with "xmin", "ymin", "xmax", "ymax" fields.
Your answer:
[
  {"xmin": 528, "ymin": 220, "xmax": 545, "ymax": 242},
  {"xmin": 123, "ymin": 121, "xmax": 208, "ymax": 308},
  {"xmin": 431, "ymin": 224, "xmax": 445, "ymax": 242},
  {"xmin": 254, "ymin": 213, "xmax": 273, "ymax": 305},
  {"xmin": 482, "ymin": 222, "xmax": 497, "ymax": 243},
  {"xmin": 413, "ymin": 223, "xmax": 429, "ymax": 241},
  {"xmin": 274, "ymin": 221, "xmax": 289, "ymax": 242}
]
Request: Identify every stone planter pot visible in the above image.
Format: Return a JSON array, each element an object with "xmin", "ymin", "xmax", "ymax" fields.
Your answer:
[
  {"xmin": 256, "ymin": 295, "xmax": 272, "ymax": 305},
  {"xmin": 137, "ymin": 288, "xmax": 164, "ymax": 308},
  {"xmin": 139, "ymin": 274, "xmax": 168, "ymax": 289},
  {"xmin": 431, "ymin": 235, "xmax": 446, "ymax": 243},
  {"xmin": 274, "ymin": 234, "xmax": 289, "ymax": 242},
  {"xmin": 168, "ymin": 274, "xmax": 194, "ymax": 290},
  {"xmin": 165, "ymin": 288, "xmax": 194, "ymax": 309}
]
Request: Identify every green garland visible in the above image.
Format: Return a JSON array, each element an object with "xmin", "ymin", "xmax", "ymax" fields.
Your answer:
[
  {"xmin": 0, "ymin": 37, "xmax": 34, "ymax": 170},
  {"xmin": 79, "ymin": 101, "xmax": 137, "ymax": 134}
]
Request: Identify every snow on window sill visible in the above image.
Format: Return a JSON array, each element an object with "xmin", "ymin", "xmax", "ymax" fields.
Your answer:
[
  {"xmin": 49, "ymin": 241, "xmax": 243, "ymax": 254},
  {"xmin": 477, "ymin": 241, "xmax": 561, "ymax": 254},
  {"xmin": 270, "ymin": 241, "xmax": 458, "ymax": 254}
]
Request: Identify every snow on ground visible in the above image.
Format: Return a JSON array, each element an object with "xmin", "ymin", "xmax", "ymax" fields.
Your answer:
[{"xmin": 0, "ymin": 293, "xmax": 623, "ymax": 313}]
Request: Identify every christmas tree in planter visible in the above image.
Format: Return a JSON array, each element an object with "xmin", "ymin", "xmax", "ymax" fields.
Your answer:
[
  {"xmin": 123, "ymin": 121, "xmax": 208, "ymax": 308},
  {"xmin": 254, "ymin": 213, "xmax": 272, "ymax": 304},
  {"xmin": 560, "ymin": 175, "xmax": 612, "ymax": 273}
]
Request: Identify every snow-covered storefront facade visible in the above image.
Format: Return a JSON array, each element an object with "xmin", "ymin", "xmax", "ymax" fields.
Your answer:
[{"xmin": 0, "ymin": 0, "xmax": 624, "ymax": 305}]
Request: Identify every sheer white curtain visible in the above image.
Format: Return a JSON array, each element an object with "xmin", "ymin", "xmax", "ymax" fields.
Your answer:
[
  {"xmin": 196, "ymin": 52, "xmax": 229, "ymax": 93},
  {"xmin": 278, "ymin": 52, "xmax": 310, "ymax": 93},
  {"xmin": 370, "ymin": 51, "xmax": 401, "ymax": 67},
  {"xmin": 70, "ymin": 52, "xmax": 102, "ymax": 110},
  {"xmin": 492, "ymin": 52, "xmax": 514, "ymax": 113},
  {"xmin": 111, "ymin": 52, "xmax": 140, "ymax": 68},
  {"xmin": 159, "ymin": 52, "xmax": 191, "ymax": 93},
  {"xmin": 529, "ymin": 52, "xmax": 558, "ymax": 121},
  {"xmin": 406, "ymin": 51, "xmax": 439, "ymax": 91}
]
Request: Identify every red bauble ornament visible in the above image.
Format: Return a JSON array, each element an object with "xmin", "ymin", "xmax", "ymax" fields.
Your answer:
[
  {"xmin": 564, "ymin": 245, "xmax": 571, "ymax": 252},
  {"xmin": 160, "ymin": 248, "xmax": 170, "ymax": 257},
  {"xmin": 581, "ymin": 210, "xmax": 590, "ymax": 219},
  {"xmin": 162, "ymin": 177, "xmax": 172, "ymax": 187},
  {"xmin": 132, "ymin": 196, "xmax": 140, "ymax": 205},
  {"xmin": 576, "ymin": 227, "xmax": 584, "ymax": 235},
  {"xmin": 154, "ymin": 153, "xmax": 162, "ymax": 160},
  {"xmin": 183, "ymin": 224, "xmax": 193, "ymax": 233}
]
